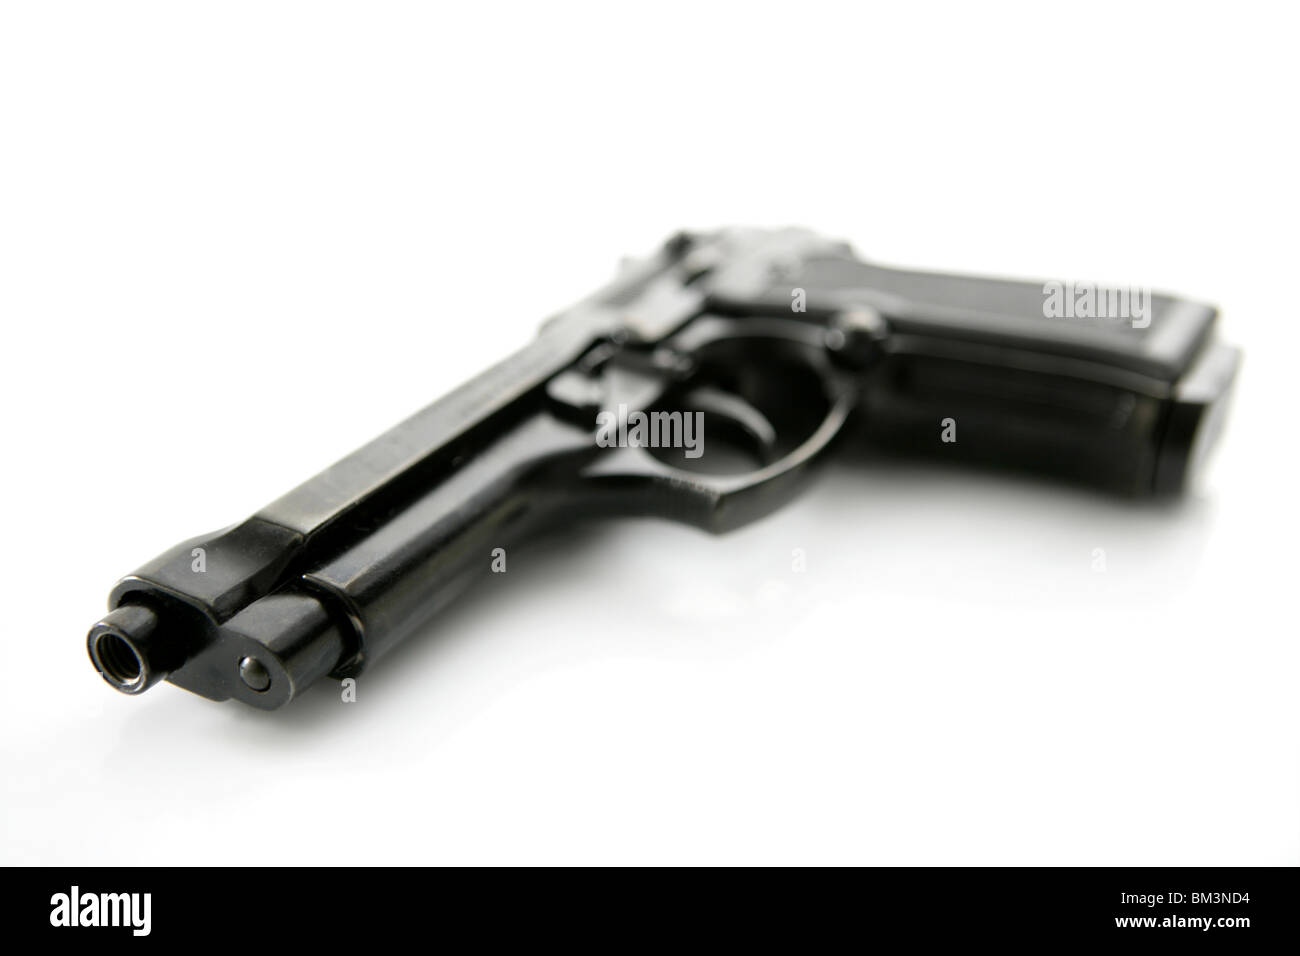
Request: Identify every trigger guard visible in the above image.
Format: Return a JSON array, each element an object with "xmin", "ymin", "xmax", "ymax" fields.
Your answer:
[{"xmin": 577, "ymin": 388, "xmax": 856, "ymax": 534}]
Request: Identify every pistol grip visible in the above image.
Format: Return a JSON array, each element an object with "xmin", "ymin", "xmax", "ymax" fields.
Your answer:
[{"xmin": 716, "ymin": 249, "xmax": 1238, "ymax": 495}]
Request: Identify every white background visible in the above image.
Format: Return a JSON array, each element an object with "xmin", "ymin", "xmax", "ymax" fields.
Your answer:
[{"xmin": 2, "ymin": 2, "xmax": 1296, "ymax": 865}]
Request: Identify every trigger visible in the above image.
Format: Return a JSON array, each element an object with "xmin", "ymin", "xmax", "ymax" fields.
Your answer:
[{"xmin": 681, "ymin": 386, "xmax": 780, "ymax": 464}]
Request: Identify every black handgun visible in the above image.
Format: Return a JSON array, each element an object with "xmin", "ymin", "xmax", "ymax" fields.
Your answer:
[{"xmin": 87, "ymin": 229, "xmax": 1240, "ymax": 709}]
